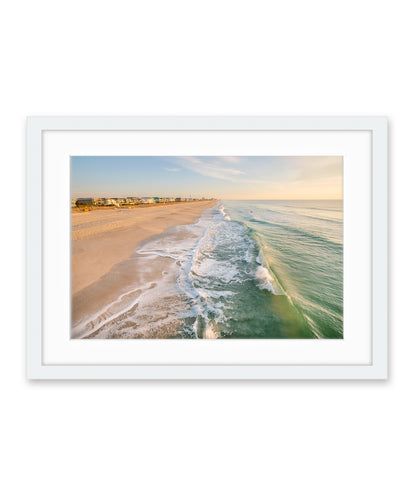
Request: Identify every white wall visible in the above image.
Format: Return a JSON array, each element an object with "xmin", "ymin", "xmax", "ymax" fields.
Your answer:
[{"xmin": 0, "ymin": 1, "xmax": 412, "ymax": 498}]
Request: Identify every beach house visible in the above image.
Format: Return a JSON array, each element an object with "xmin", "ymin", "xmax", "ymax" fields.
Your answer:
[
  {"xmin": 76, "ymin": 198, "xmax": 95, "ymax": 207},
  {"xmin": 126, "ymin": 197, "xmax": 140, "ymax": 204},
  {"xmin": 103, "ymin": 198, "xmax": 119, "ymax": 206},
  {"xmin": 141, "ymin": 197, "xmax": 156, "ymax": 204}
]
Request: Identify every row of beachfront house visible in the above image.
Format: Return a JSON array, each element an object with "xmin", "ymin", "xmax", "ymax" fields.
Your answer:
[{"xmin": 72, "ymin": 196, "xmax": 207, "ymax": 208}]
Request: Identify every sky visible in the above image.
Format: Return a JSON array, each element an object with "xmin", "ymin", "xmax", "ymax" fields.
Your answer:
[{"xmin": 71, "ymin": 156, "xmax": 343, "ymax": 200}]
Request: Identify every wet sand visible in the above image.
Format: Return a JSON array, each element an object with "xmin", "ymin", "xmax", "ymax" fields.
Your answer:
[{"xmin": 72, "ymin": 200, "xmax": 217, "ymax": 296}]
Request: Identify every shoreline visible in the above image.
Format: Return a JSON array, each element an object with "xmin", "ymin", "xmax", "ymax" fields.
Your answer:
[
  {"xmin": 71, "ymin": 200, "xmax": 219, "ymax": 338},
  {"xmin": 72, "ymin": 199, "xmax": 218, "ymax": 296}
]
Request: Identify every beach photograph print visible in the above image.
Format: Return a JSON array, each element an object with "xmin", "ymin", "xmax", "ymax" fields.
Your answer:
[{"xmin": 71, "ymin": 156, "xmax": 343, "ymax": 340}]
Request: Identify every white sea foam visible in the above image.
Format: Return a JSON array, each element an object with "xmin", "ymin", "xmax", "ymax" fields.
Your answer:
[
  {"xmin": 192, "ymin": 258, "xmax": 241, "ymax": 284},
  {"xmin": 197, "ymin": 289, "xmax": 234, "ymax": 300},
  {"xmin": 74, "ymin": 282, "xmax": 153, "ymax": 338},
  {"xmin": 255, "ymin": 265, "xmax": 278, "ymax": 295},
  {"xmin": 243, "ymin": 248, "xmax": 253, "ymax": 263},
  {"xmin": 174, "ymin": 202, "xmax": 251, "ymax": 338},
  {"xmin": 252, "ymin": 245, "xmax": 284, "ymax": 296},
  {"xmin": 219, "ymin": 203, "xmax": 231, "ymax": 221}
]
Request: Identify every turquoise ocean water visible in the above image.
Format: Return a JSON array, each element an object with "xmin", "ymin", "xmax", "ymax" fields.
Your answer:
[{"xmin": 215, "ymin": 200, "xmax": 343, "ymax": 339}]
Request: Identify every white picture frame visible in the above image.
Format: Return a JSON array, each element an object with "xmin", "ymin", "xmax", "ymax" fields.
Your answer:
[{"xmin": 26, "ymin": 116, "xmax": 388, "ymax": 380}]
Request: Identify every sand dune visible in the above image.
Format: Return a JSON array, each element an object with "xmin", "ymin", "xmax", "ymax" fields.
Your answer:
[{"xmin": 71, "ymin": 200, "xmax": 217, "ymax": 295}]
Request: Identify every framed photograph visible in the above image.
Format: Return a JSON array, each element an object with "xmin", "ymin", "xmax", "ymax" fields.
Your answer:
[{"xmin": 26, "ymin": 116, "xmax": 388, "ymax": 379}]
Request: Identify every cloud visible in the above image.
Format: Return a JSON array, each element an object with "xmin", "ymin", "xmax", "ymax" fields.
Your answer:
[
  {"xmin": 293, "ymin": 156, "xmax": 343, "ymax": 180},
  {"xmin": 165, "ymin": 167, "xmax": 181, "ymax": 172},
  {"xmin": 217, "ymin": 156, "xmax": 240, "ymax": 164},
  {"xmin": 174, "ymin": 156, "xmax": 246, "ymax": 181}
]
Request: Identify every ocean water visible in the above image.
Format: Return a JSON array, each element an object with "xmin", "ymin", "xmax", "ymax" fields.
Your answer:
[
  {"xmin": 220, "ymin": 200, "xmax": 343, "ymax": 339},
  {"xmin": 78, "ymin": 200, "xmax": 342, "ymax": 339}
]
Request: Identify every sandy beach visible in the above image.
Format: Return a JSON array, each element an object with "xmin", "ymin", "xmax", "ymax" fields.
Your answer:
[
  {"xmin": 71, "ymin": 200, "xmax": 218, "ymax": 338},
  {"xmin": 72, "ymin": 200, "xmax": 217, "ymax": 295}
]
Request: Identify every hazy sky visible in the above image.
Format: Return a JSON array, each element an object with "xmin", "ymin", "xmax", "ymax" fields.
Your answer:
[{"xmin": 71, "ymin": 156, "xmax": 343, "ymax": 199}]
